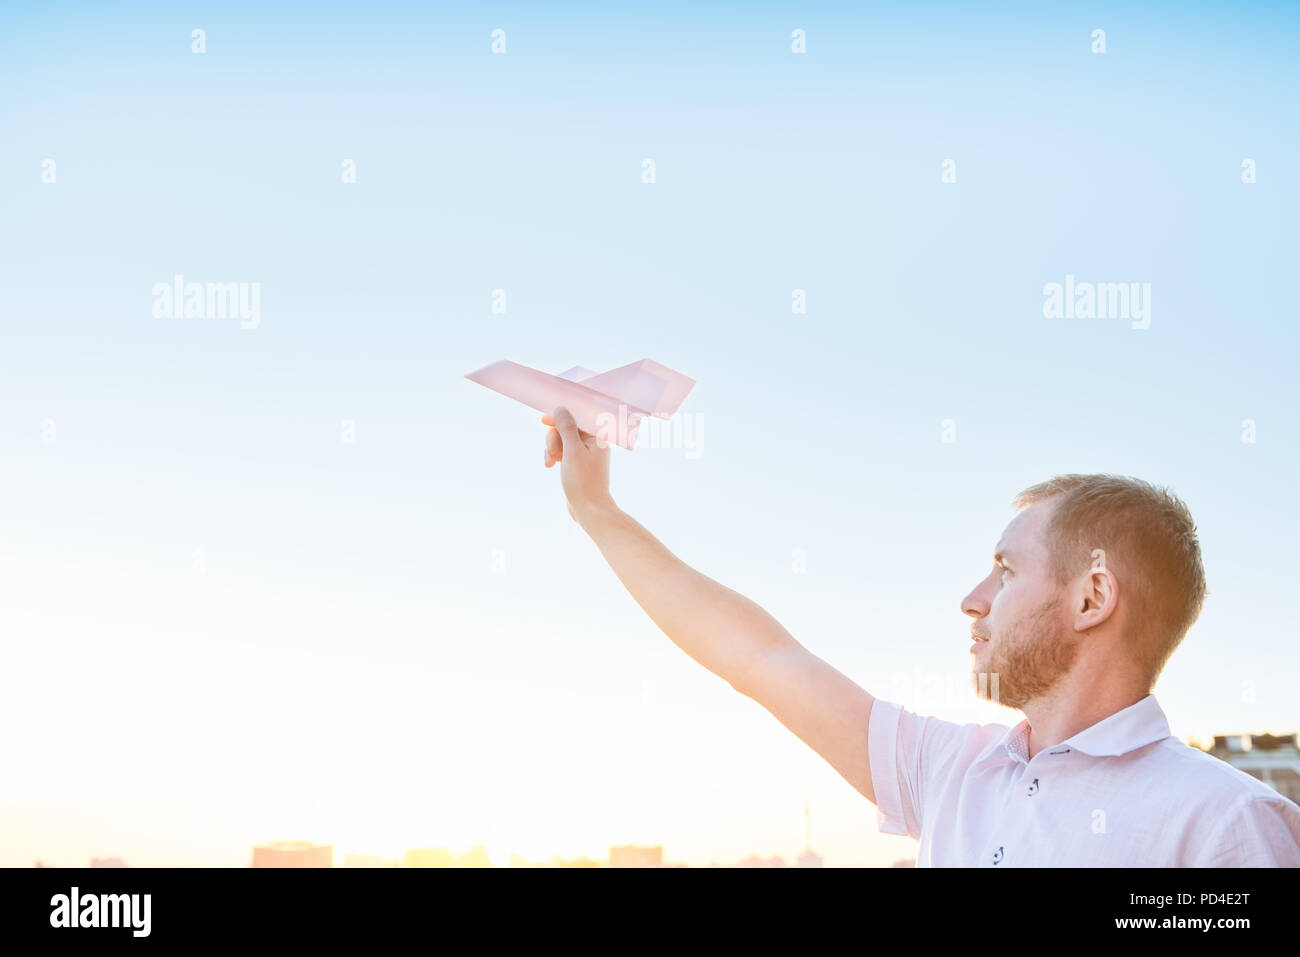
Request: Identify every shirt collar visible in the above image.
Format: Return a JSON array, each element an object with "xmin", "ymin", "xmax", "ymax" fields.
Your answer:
[{"xmin": 987, "ymin": 694, "xmax": 1172, "ymax": 765}]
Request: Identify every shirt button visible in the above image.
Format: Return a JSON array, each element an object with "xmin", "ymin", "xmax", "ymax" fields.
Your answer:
[
  {"xmin": 1026, "ymin": 777, "xmax": 1039, "ymax": 796},
  {"xmin": 992, "ymin": 845, "xmax": 1005, "ymax": 865}
]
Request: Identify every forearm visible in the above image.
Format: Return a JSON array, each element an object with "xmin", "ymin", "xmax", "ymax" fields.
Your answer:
[{"xmin": 575, "ymin": 502, "xmax": 799, "ymax": 693}]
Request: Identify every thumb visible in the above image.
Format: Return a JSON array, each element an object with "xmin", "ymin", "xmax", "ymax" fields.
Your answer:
[{"xmin": 552, "ymin": 406, "xmax": 583, "ymax": 447}]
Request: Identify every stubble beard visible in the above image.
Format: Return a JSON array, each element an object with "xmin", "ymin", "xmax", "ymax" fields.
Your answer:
[{"xmin": 973, "ymin": 595, "xmax": 1080, "ymax": 710}]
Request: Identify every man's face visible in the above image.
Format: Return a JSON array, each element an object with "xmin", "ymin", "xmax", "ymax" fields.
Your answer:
[{"xmin": 961, "ymin": 499, "xmax": 1081, "ymax": 710}]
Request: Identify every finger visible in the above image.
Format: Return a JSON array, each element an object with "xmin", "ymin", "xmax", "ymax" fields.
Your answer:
[
  {"xmin": 542, "ymin": 413, "xmax": 589, "ymax": 439},
  {"xmin": 546, "ymin": 426, "xmax": 562, "ymax": 462},
  {"xmin": 552, "ymin": 406, "xmax": 582, "ymax": 448}
]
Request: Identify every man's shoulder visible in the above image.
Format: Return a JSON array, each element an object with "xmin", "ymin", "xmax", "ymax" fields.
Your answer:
[
  {"xmin": 873, "ymin": 697, "xmax": 1012, "ymax": 743},
  {"xmin": 1114, "ymin": 737, "xmax": 1300, "ymax": 864},
  {"xmin": 872, "ymin": 697, "xmax": 1013, "ymax": 765},
  {"xmin": 1141, "ymin": 735, "xmax": 1298, "ymax": 807},
  {"xmin": 1170, "ymin": 748, "xmax": 1300, "ymax": 865}
]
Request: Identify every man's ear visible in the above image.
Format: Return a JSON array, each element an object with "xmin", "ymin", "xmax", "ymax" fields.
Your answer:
[{"xmin": 1073, "ymin": 563, "xmax": 1119, "ymax": 632}]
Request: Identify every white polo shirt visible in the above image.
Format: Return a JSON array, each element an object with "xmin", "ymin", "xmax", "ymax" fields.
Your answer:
[{"xmin": 868, "ymin": 693, "xmax": 1300, "ymax": 866}]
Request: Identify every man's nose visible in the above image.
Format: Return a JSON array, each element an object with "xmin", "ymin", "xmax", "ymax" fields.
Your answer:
[{"xmin": 962, "ymin": 584, "xmax": 990, "ymax": 620}]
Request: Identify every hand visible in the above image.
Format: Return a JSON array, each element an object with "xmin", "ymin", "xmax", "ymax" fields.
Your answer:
[{"xmin": 542, "ymin": 406, "xmax": 615, "ymax": 522}]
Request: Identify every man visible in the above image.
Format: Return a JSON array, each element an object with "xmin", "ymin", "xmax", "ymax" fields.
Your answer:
[{"xmin": 540, "ymin": 406, "xmax": 1300, "ymax": 866}]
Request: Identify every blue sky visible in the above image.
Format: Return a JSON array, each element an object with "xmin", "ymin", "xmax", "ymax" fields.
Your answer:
[{"xmin": 0, "ymin": 1, "xmax": 1296, "ymax": 866}]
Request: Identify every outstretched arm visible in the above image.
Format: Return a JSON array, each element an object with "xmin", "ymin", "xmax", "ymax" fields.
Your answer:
[{"xmin": 542, "ymin": 406, "xmax": 878, "ymax": 804}]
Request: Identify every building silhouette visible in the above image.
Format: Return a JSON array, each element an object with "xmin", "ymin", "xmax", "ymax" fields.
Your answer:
[
  {"xmin": 403, "ymin": 846, "xmax": 492, "ymax": 868},
  {"xmin": 402, "ymin": 848, "xmax": 456, "ymax": 868},
  {"xmin": 251, "ymin": 841, "xmax": 333, "ymax": 868},
  {"xmin": 608, "ymin": 844, "xmax": 663, "ymax": 868}
]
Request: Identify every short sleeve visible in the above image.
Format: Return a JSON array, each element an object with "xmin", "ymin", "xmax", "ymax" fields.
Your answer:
[
  {"xmin": 867, "ymin": 697, "xmax": 1002, "ymax": 841},
  {"xmin": 1194, "ymin": 796, "xmax": 1300, "ymax": 866}
]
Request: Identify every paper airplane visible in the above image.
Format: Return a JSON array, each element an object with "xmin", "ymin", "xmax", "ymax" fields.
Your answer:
[{"xmin": 465, "ymin": 358, "xmax": 695, "ymax": 449}]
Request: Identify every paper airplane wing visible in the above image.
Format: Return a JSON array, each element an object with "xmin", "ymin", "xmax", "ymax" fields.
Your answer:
[
  {"xmin": 568, "ymin": 359, "xmax": 696, "ymax": 419},
  {"xmin": 465, "ymin": 358, "xmax": 695, "ymax": 450}
]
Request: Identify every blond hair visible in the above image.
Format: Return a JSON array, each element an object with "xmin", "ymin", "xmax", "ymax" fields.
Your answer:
[{"xmin": 1013, "ymin": 474, "xmax": 1207, "ymax": 685}]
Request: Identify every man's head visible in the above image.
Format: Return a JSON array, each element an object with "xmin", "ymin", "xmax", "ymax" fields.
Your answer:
[{"xmin": 963, "ymin": 474, "xmax": 1207, "ymax": 710}]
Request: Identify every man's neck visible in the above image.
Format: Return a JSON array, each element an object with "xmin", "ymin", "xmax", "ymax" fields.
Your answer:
[{"xmin": 1022, "ymin": 683, "xmax": 1150, "ymax": 760}]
